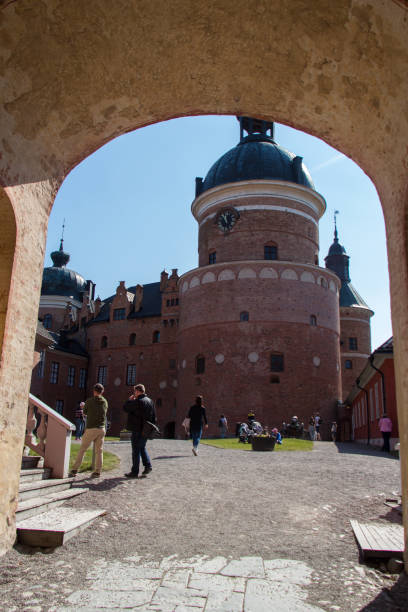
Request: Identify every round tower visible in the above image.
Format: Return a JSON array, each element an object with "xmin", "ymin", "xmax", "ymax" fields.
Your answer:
[
  {"xmin": 177, "ymin": 117, "xmax": 342, "ymax": 437},
  {"xmin": 325, "ymin": 216, "xmax": 373, "ymax": 400}
]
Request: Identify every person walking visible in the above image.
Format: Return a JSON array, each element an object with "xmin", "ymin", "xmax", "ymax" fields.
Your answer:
[
  {"xmin": 378, "ymin": 413, "xmax": 393, "ymax": 453},
  {"xmin": 315, "ymin": 412, "xmax": 322, "ymax": 441},
  {"xmin": 308, "ymin": 415, "xmax": 315, "ymax": 441},
  {"xmin": 188, "ymin": 395, "xmax": 208, "ymax": 455},
  {"xmin": 123, "ymin": 383, "xmax": 156, "ymax": 478},
  {"xmin": 331, "ymin": 421, "xmax": 338, "ymax": 442},
  {"xmin": 74, "ymin": 401, "xmax": 85, "ymax": 440},
  {"xmin": 218, "ymin": 414, "xmax": 228, "ymax": 438},
  {"xmin": 69, "ymin": 383, "xmax": 108, "ymax": 478}
]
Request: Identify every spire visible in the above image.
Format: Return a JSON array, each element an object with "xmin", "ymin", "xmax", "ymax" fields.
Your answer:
[
  {"xmin": 50, "ymin": 220, "xmax": 70, "ymax": 267},
  {"xmin": 324, "ymin": 212, "xmax": 350, "ymax": 282}
]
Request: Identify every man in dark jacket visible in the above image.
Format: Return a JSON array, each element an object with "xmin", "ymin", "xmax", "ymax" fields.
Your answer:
[{"xmin": 123, "ymin": 383, "xmax": 156, "ymax": 478}]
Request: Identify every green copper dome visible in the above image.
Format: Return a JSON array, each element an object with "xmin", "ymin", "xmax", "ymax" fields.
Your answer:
[{"xmin": 41, "ymin": 240, "xmax": 87, "ymax": 301}]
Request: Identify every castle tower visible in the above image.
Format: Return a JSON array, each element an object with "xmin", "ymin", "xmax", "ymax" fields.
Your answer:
[
  {"xmin": 325, "ymin": 217, "xmax": 373, "ymax": 400},
  {"xmin": 177, "ymin": 117, "xmax": 342, "ymax": 436}
]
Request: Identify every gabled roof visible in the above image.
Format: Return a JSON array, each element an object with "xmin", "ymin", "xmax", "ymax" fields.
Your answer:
[
  {"xmin": 50, "ymin": 331, "xmax": 88, "ymax": 357},
  {"xmin": 36, "ymin": 320, "xmax": 55, "ymax": 344},
  {"xmin": 90, "ymin": 282, "xmax": 162, "ymax": 324}
]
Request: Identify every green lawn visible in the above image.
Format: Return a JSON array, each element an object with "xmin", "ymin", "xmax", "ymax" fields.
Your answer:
[
  {"xmin": 30, "ymin": 441, "xmax": 120, "ymax": 473},
  {"xmin": 200, "ymin": 438, "xmax": 313, "ymax": 452}
]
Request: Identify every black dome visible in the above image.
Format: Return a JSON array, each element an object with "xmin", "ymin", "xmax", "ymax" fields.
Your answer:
[
  {"xmin": 200, "ymin": 132, "xmax": 314, "ymax": 195},
  {"xmin": 41, "ymin": 240, "xmax": 87, "ymax": 301}
]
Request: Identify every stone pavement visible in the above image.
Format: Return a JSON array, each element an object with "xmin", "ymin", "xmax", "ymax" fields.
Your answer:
[{"xmin": 1, "ymin": 439, "xmax": 407, "ymax": 611}]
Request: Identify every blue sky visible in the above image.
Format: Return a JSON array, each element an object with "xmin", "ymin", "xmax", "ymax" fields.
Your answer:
[{"xmin": 46, "ymin": 115, "xmax": 392, "ymax": 349}]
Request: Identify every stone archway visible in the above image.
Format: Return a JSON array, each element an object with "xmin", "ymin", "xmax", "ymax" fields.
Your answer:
[{"xmin": 0, "ymin": 0, "xmax": 407, "ymax": 563}]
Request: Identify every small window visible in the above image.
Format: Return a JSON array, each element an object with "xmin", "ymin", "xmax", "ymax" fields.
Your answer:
[
  {"xmin": 129, "ymin": 333, "xmax": 136, "ymax": 346},
  {"xmin": 270, "ymin": 354, "xmax": 284, "ymax": 372},
  {"xmin": 37, "ymin": 350, "xmax": 45, "ymax": 378},
  {"xmin": 101, "ymin": 336, "xmax": 108, "ymax": 348},
  {"xmin": 126, "ymin": 364, "xmax": 137, "ymax": 386},
  {"xmin": 67, "ymin": 366, "xmax": 75, "ymax": 387},
  {"xmin": 170, "ymin": 319, "xmax": 175, "ymax": 327},
  {"xmin": 166, "ymin": 299, "xmax": 170, "ymax": 307},
  {"xmin": 240, "ymin": 311, "xmax": 249, "ymax": 322},
  {"xmin": 97, "ymin": 365, "xmax": 107, "ymax": 385},
  {"xmin": 50, "ymin": 361, "xmax": 59, "ymax": 384},
  {"xmin": 349, "ymin": 337, "xmax": 358, "ymax": 350},
  {"xmin": 113, "ymin": 308, "xmax": 126, "ymax": 320},
  {"xmin": 79, "ymin": 368, "xmax": 87, "ymax": 389},
  {"xmin": 153, "ymin": 330, "xmax": 160, "ymax": 343},
  {"xmin": 169, "ymin": 359, "xmax": 176, "ymax": 369},
  {"xmin": 264, "ymin": 244, "xmax": 278, "ymax": 260},
  {"xmin": 55, "ymin": 400, "xmax": 64, "ymax": 415},
  {"xmin": 43, "ymin": 313, "xmax": 52, "ymax": 329},
  {"xmin": 175, "ymin": 298, "xmax": 179, "ymax": 306},
  {"xmin": 171, "ymin": 298, "xmax": 174, "ymax": 306},
  {"xmin": 310, "ymin": 315, "xmax": 317, "ymax": 326},
  {"xmin": 209, "ymin": 251, "xmax": 216, "ymax": 265},
  {"xmin": 196, "ymin": 355, "xmax": 205, "ymax": 374},
  {"xmin": 345, "ymin": 360, "xmax": 353, "ymax": 370},
  {"xmin": 156, "ymin": 398, "xmax": 162, "ymax": 407},
  {"xmin": 270, "ymin": 375, "xmax": 280, "ymax": 384},
  {"xmin": 163, "ymin": 320, "xmax": 168, "ymax": 327}
]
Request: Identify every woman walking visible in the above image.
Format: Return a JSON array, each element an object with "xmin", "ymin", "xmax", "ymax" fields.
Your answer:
[{"xmin": 187, "ymin": 396, "xmax": 208, "ymax": 455}]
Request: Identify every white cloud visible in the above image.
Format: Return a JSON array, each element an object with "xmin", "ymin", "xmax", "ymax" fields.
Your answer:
[{"xmin": 312, "ymin": 153, "xmax": 345, "ymax": 172}]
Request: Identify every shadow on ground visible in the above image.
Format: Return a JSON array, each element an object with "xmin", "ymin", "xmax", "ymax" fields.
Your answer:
[
  {"xmin": 360, "ymin": 572, "xmax": 408, "ymax": 611},
  {"xmin": 334, "ymin": 443, "xmax": 399, "ymax": 460}
]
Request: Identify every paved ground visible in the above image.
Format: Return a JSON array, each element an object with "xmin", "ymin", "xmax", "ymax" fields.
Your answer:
[{"xmin": 1, "ymin": 440, "xmax": 407, "ymax": 611}]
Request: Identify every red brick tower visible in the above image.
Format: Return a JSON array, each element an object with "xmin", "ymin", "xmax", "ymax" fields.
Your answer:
[
  {"xmin": 325, "ymin": 215, "xmax": 373, "ymax": 400},
  {"xmin": 177, "ymin": 117, "xmax": 342, "ymax": 438}
]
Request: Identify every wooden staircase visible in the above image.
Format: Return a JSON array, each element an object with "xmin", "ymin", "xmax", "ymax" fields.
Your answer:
[{"xmin": 16, "ymin": 456, "xmax": 104, "ymax": 547}]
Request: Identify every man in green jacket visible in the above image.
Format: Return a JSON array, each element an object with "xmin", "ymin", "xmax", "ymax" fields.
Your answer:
[{"xmin": 69, "ymin": 383, "xmax": 108, "ymax": 478}]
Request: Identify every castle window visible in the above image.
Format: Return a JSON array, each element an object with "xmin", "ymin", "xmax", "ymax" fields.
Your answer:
[
  {"xmin": 171, "ymin": 298, "xmax": 174, "ymax": 306},
  {"xmin": 50, "ymin": 361, "xmax": 59, "ymax": 384},
  {"xmin": 240, "ymin": 311, "xmax": 249, "ymax": 322},
  {"xmin": 270, "ymin": 375, "xmax": 280, "ymax": 384},
  {"xmin": 209, "ymin": 251, "xmax": 216, "ymax": 265},
  {"xmin": 55, "ymin": 400, "xmax": 64, "ymax": 415},
  {"xmin": 153, "ymin": 330, "xmax": 160, "ymax": 343},
  {"xmin": 97, "ymin": 365, "xmax": 107, "ymax": 385},
  {"xmin": 43, "ymin": 313, "xmax": 52, "ymax": 329},
  {"xmin": 37, "ymin": 350, "xmax": 45, "ymax": 378},
  {"xmin": 170, "ymin": 319, "xmax": 175, "ymax": 327},
  {"xmin": 166, "ymin": 299, "xmax": 170, "ymax": 307},
  {"xmin": 67, "ymin": 366, "xmax": 75, "ymax": 387},
  {"xmin": 349, "ymin": 337, "xmax": 358, "ymax": 350},
  {"xmin": 175, "ymin": 298, "xmax": 179, "ymax": 305},
  {"xmin": 270, "ymin": 354, "xmax": 284, "ymax": 372},
  {"xmin": 129, "ymin": 333, "xmax": 136, "ymax": 345},
  {"xmin": 264, "ymin": 244, "xmax": 278, "ymax": 260},
  {"xmin": 79, "ymin": 368, "xmax": 87, "ymax": 389},
  {"xmin": 113, "ymin": 308, "xmax": 126, "ymax": 320},
  {"xmin": 156, "ymin": 398, "xmax": 162, "ymax": 407},
  {"xmin": 126, "ymin": 364, "xmax": 137, "ymax": 386},
  {"xmin": 345, "ymin": 360, "xmax": 353, "ymax": 370},
  {"xmin": 196, "ymin": 355, "xmax": 205, "ymax": 374},
  {"xmin": 169, "ymin": 359, "xmax": 176, "ymax": 369},
  {"xmin": 310, "ymin": 315, "xmax": 317, "ymax": 326},
  {"xmin": 163, "ymin": 320, "xmax": 168, "ymax": 327},
  {"xmin": 101, "ymin": 336, "xmax": 108, "ymax": 348}
]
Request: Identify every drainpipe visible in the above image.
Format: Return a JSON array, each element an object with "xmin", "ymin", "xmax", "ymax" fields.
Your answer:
[
  {"xmin": 369, "ymin": 355, "xmax": 387, "ymax": 416},
  {"xmin": 356, "ymin": 377, "xmax": 370, "ymax": 445}
]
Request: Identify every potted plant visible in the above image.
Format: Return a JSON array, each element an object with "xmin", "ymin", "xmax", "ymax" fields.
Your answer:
[{"xmin": 251, "ymin": 434, "xmax": 276, "ymax": 451}]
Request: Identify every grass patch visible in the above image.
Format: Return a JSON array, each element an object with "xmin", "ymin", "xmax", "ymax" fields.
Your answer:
[
  {"xmin": 105, "ymin": 436, "xmax": 120, "ymax": 442},
  {"xmin": 30, "ymin": 441, "xmax": 120, "ymax": 472},
  {"xmin": 200, "ymin": 438, "xmax": 313, "ymax": 452}
]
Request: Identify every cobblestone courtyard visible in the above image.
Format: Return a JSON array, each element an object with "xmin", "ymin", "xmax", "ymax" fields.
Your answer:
[{"xmin": 1, "ymin": 440, "xmax": 407, "ymax": 611}]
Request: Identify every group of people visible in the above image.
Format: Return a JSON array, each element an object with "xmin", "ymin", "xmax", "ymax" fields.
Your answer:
[{"xmin": 307, "ymin": 413, "xmax": 323, "ymax": 441}]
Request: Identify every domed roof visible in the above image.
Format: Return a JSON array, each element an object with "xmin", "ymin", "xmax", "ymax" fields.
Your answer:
[
  {"xmin": 41, "ymin": 240, "xmax": 87, "ymax": 301},
  {"xmin": 198, "ymin": 117, "xmax": 314, "ymax": 195}
]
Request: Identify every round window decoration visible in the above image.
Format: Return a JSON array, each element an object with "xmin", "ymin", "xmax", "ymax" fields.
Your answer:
[
  {"xmin": 172, "ymin": 379, "xmax": 178, "ymax": 388},
  {"xmin": 159, "ymin": 381, "xmax": 167, "ymax": 389},
  {"xmin": 182, "ymin": 359, "xmax": 186, "ymax": 369},
  {"xmin": 215, "ymin": 354, "xmax": 225, "ymax": 364},
  {"xmin": 114, "ymin": 377, "xmax": 121, "ymax": 386},
  {"xmin": 313, "ymin": 356, "xmax": 320, "ymax": 367},
  {"xmin": 248, "ymin": 352, "xmax": 259, "ymax": 363}
]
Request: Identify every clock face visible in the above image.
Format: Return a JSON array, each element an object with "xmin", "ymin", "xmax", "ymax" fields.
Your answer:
[{"xmin": 216, "ymin": 208, "xmax": 239, "ymax": 233}]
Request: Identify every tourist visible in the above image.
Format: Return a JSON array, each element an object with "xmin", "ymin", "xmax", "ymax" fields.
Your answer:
[
  {"xmin": 123, "ymin": 383, "xmax": 156, "ymax": 478},
  {"xmin": 315, "ymin": 412, "xmax": 322, "ymax": 440},
  {"xmin": 74, "ymin": 401, "xmax": 85, "ymax": 440},
  {"xmin": 331, "ymin": 421, "xmax": 338, "ymax": 442},
  {"xmin": 272, "ymin": 428, "xmax": 282, "ymax": 444},
  {"xmin": 378, "ymin": 413, "xmax": 393, "ymax": 453},
  {"xmin": 218, "ymin": 414, "xmax": 228, "ymax": 438},
  {"xmin": 69, "ymin": 383, "xmax": 108, "ymax": 478},
  {"xmin": 308, "ymin": 415, "xmax": 315, "ymax": 441},
  {"xmin": 187, "ymin": 395, "xmax": 208, "ymax": 455}
]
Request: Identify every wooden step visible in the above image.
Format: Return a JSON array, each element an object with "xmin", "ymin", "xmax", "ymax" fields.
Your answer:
[
  {"xmin": 19, "ymin": 468, "xmax": 52, "ymax": 483},
  {"xmin": 350, "ymin": 520, "xmax": 404, "ymax": 561},
  {"xmin": 16, "ymin": 507, "xmax": 106, "ymax": 547},
  {"xmin": 18, "ymin": 477, "xmax": 75, "ymax": 502},
  {"xmin": 22, "ymin": 455, "xmax": 42, "ymax": 469},
  {"xmin": 16, "ymin": 487, "xmax": 89, "ymax": 521}
]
